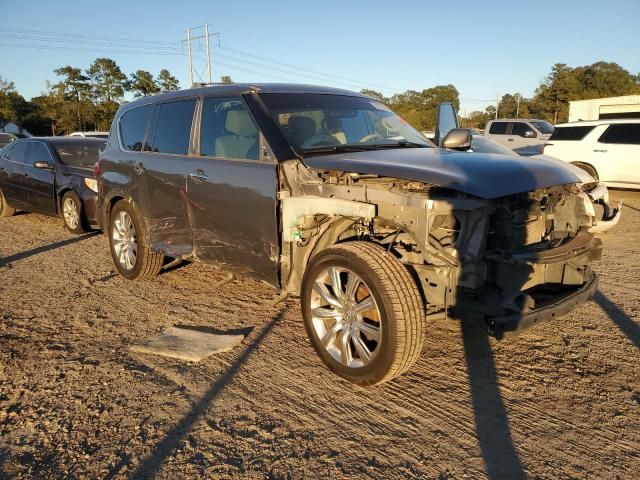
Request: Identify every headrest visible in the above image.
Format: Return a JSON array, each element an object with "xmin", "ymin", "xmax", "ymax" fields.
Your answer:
[
  {"xmin": 225, "ymin": 110, "xmax": 258, "ymax": 137},
  {"xmin": 287, "ymin": 116, "xmax": 316, "ymax": 141}
]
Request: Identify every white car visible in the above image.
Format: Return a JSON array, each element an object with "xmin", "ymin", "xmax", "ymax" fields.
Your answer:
[{"xmin": 542, "ymin": 119, "xmax": 640, "ymax": 189}]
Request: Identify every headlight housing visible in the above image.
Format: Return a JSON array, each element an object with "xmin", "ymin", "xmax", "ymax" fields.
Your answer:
[{"xmin": 84, "ymin": 178, "xmax": 98, "ymax": 193}]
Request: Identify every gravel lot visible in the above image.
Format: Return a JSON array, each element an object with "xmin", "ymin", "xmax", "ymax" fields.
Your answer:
[{"xmin": 1, "ymin": 190, "xmax": 638, "ymax": 479}]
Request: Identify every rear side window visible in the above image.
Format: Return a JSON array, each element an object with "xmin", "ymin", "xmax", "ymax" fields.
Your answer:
[
  {"xmin": 511, "ymin": 122, "xmax": 531, "ymax": 137},
  {"xmin": 149, "ymin": 100, "xmax": 197, "ymax": 155},
  {"xmin": 489, "ymin": 122, "xmax": 508, "ymax": 134},
  {"xmin": 598, "ymin": 123, "xmax": 640, "ymax": 145},
  {"xmin": 549, "ymin": 126, "xmax": 595, "ymax": 141},
  {"xmin": 53, "ymin": 140, "xmax": 106, "ymax": 167},
  {"xmin": 4, "ymin": 142, "xmax": 29, "ymax": 164},
  {"xmin": 120, "ymin": 105, "xmax": 153, "ymax": 151}
]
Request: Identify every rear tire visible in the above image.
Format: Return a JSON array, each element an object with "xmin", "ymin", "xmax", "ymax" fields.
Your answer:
[
  {"xmin": 301, "ymin": 241, "xmax": 426, "ymax": 386},
  {"xmin": 0, "ymin": 188, "xmax": 16, "ymax": 217},
  {"xmin": 61, "ymin": 191, "xmax": 87, "ymax": 234},
  {"xmin": 109, "ymin": 200, "xmax": 163, "ymax": 280}
]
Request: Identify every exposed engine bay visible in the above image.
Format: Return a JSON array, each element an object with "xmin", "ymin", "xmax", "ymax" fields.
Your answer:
[{"xmin": 279, "ymin": 160, "xmax": 602, "ymax": 336}]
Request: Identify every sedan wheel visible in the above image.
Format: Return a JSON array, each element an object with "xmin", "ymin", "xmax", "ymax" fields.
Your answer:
[
  {"xmin": 61, "ymin": 191, "xmax": 86, "ymax": 234},
  {"xmin": 111, "ymin": 210, "xmax": 138, "ymax": 271}
]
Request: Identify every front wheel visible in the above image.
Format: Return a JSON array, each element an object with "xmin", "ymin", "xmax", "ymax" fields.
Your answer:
[
  {"xmin": 108, "ymin": 200, "xmax": 163, "ymax": 280},
  {"xmin": 301, "ymin": 241, "xmax": 426, "ymax": 386}
]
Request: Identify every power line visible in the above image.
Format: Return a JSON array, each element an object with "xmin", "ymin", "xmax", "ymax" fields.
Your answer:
[
  {"xmin": 0, "ymin": 27, "xmax": 178, "ymax": 46},
  {"xmin": 0, "ymin": 43, "xmax": 183, "ymax": 56}
]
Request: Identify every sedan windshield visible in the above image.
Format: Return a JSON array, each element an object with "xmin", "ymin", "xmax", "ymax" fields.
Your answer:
[
  {"xmin": 260, "ymin": 93, "xmax": 432, "ymax": 154},
  {"xmin": 53, "ymin": 140, "xmax": 106, "ymax": 167}
]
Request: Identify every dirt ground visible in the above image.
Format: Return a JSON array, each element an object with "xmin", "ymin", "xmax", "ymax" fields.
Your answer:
[{"xmin": 1, "ymin": 191, "xmax": 638, "ymax": 480}]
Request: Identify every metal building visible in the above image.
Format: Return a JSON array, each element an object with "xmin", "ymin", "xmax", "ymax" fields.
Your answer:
[{"xmin": 568, "ymin": 95, "xmax": 640, "ymax": 122}]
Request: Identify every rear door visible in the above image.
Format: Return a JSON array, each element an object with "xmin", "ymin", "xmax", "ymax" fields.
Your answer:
[
  {"xmin": 138, "ymin": 98, "xmax": 198, "ymax": 258},
  {"xmin": 0, "ymin": 142, "xmax": 30, "ymax": 209},
  {"xmin": 594, "ymin": 123, "xmax": 640, "ymax": 186},
  {"xmin": 23, "ymin": 141, "xmax": 56, "ymax": 214},
  {"xmin": 187, "ymin": 95, "xmax": 279, "ymax": 284}
]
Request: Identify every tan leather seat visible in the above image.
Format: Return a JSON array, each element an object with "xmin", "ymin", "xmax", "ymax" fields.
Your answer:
[{"xmin": 215, "ymin": 110, "xmax": 258, "ymax": 159}]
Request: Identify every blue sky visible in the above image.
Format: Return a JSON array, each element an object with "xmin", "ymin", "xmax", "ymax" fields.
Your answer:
[{"xmin": 1, "ymin": 0, "xmax": 639, "ymax": 113}]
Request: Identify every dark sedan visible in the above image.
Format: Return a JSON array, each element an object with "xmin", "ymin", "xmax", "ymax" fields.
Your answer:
[{"xmin": 0, "ymin": 137, "xmax": 105, "ymax": 233}]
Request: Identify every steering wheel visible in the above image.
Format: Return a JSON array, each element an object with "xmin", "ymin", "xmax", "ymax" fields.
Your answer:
[
  {"xmin": 300, "ymin": 133, "xmax": 341, "ymax": 149},
  {"xmin": 359, "ymin": 133, "xmax": 384, "ymax": 144}
]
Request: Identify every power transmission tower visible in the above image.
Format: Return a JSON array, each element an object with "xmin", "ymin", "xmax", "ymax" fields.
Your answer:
[{"xmin": 182, "ymin": 24, "xmax": 220, "ymax": 87}]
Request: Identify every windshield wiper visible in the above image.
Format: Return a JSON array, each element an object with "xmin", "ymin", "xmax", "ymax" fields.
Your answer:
[
  {"xmin": 375, "ymin": 140, "xmax": 430, "ymax": 149},
  {"xmin": 302, "ymin": 145, "xmax": 380, "ymax": 155}
]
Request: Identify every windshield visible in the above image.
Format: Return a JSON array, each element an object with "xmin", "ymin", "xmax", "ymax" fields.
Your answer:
[
  {"xmin": 53, "ymin": 140, "xmax": 106, "ymax": 167},
  {"xmin": 259, "ymin": 93, "xmax": 432, "ymax": 154},
  {"xmin": 530, "ymin": 120, "xmax": 555, "ymax": 134},
  {"xmin": 470, "ymin": 136, "xmax": 515, "ymax": 155}
]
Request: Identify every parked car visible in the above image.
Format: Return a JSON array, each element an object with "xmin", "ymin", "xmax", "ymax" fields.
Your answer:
[
  {"xmin": 0, "ymin": 132, "xmax": 27, "ymax": 149},
  {"xmin": 542, "ymin": 119, "xmax": 640, "ymax": 189},
  {"xmin": 0, "ymin": 137, "xmax": 105, "ymax": 232},
  {"xmin": 98, "ymin": 84, "xmax": 602, "ymax": 385},
  {"xmin": 69, "ymin": 131, "xmax": 110, "ymax": 139},
  {"xmin": 434, "ymin": 104, "xmax": 621, "ymax": 233},
  {"xmin": 484, "ymin": 118, "xmax": 555, "ymax": 156}
]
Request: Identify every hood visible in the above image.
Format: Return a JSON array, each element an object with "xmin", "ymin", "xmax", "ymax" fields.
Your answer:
[
  {"xmin": 304, "ymin": 148, "xmax": 581, "ymax": 199},
  {"xmin": 531, "ymin": 154, "xmax": 596, "ymax": 185}
]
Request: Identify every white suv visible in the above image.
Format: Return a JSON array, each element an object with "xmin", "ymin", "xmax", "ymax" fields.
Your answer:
[{"xmin": 543, "ymin": 119, "xmax": 640, "ymax": 189}]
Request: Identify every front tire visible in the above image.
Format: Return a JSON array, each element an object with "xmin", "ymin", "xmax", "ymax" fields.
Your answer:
[
  {"xmin": 301, "ymin": 241, "xmax": 426, "ymax": 386},
  {"xmin": 109, "ymin": 200, "xmax": 163, "ymax": 280},
  {"xmin": 0, "ymin": 188, "xmax": 16, "ymax": 218},
  {"xmin": 61, "ymin": 191, "xmax": 87, "ymax": 234}
]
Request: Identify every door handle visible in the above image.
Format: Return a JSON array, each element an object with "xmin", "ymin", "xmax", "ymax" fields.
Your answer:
[
  {"xmin": 507, "ymin": 138, "xmax": 514, "ymax": 142},
  {"xmin": 593, "ymin": 149, "xmax": 607, "ymax": 153},
  {"xmin": 189, "ymin": 169, "xmax": 208, "ymax": 181},
  {"xmin": 134, "ymin": 162, "xmax": 145, "ymax": 175}
]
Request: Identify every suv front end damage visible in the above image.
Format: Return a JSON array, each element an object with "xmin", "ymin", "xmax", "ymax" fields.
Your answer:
[{"xmin": 280, "ymin": 161, "xmax": 601, "ymax": 338}]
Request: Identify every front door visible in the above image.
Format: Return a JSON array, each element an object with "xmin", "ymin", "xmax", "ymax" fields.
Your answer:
[
  {"xmin": 0, "ymin": 142, "xmax": 30, "ymax": 209},
  {"xmin": 24, "ymin": 141, "xmax": 56, "ymax": 215},
  {"xmin": 187, "ymin": 95, "xmax": 279, "ymax": 284},
  {"xmin": 137, "ymin": 98, "xmax": 198, "ymax": 258}
]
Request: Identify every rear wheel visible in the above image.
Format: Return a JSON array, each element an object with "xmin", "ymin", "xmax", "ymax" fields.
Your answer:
[
  {"xmin": 61, "ymin": 191, "xmax": 87, "ymax": 234},
  {"xmin": 301, "ymin": 241, "xmax": 426, "ymax": 386},
  {"xmin": 109, "ymin": 200, "xmax": 163, "ymax": 280},
  {"xmin": 0, "ymin": 188, "xmax": 16, "ymax": 218}
]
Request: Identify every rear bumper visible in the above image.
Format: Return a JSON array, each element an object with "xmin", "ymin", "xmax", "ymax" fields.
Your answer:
[{"xmin": 487, "ymin": 272, "xmax": 599, "ymax": 339}]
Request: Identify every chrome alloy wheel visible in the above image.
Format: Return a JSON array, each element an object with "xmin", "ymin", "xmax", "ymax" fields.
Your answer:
[
  {"xmin": 63, "ymin": 197, "xmax": 80, "ymax": 230},
  {"xmin": 310, "ymin": 267, "xmax": 382, "ymax": 368},
  {"xmin": 112, "ymin": 210, "xmax": 138, "ymax": 271}
]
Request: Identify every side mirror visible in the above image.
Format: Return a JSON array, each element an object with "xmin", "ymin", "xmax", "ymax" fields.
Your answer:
[
  {"xmin": 442, "ymin": 128, "xmax": 473, "ymax": 151},
  {"xmin": 33, "ymin": 161, "xmax": 53, "ymax": 169},
  {"xmin": 524, "ymin": 130, "xmax": 537, "ymax": 138}
]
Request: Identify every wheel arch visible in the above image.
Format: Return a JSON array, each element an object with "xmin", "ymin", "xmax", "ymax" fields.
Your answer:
[{"xmin": 570, "ymin": 161, "xmax": 599, "ymax": 181}]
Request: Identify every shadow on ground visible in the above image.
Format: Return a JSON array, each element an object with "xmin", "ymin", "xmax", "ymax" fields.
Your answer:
[
  {"xmin": 593, "ymin": 290, "xmax": 639, "ymax": 349},
  {"xmin": 117, "ymin": 309, "xmax": 283, "ymax": 480},
  {"xmin": 462, "ymin": 318, "xmax": 526, "ymax": 480},
  {"xmin": 0, "ymin": 232, "xmax": 99, "ymax": 268}
]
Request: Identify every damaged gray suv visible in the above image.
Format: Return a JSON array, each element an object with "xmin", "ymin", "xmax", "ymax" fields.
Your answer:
[{"xmin": 97, "ymin": 84, "xmax": 602, "ymax": 385}]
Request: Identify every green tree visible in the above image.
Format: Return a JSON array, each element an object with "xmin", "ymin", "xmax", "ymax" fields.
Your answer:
[
  {"xmin": 53, "ymin": 66, "xmax": 93, "ymax": 132},
  {"xmin": 157, "ymin": 69, "xmax": 179, "ymax": 91},
  {"xmin": 87, "ymin": 58, "xmax": 127, "ymax": 130},
  {"xmin": 220, "ymin": 75, "xmax": 233, "ymax": 84},
  {"xmin": 388, "ymin": 85, "xmax": 460, "ymax": 131},
  {"xmin": 128, "ymin": 70, "xmax": 160, "ymax": 97},
  {"xmin": 360, "ymin": 89, "xmax": 388, "ymax": 102}
]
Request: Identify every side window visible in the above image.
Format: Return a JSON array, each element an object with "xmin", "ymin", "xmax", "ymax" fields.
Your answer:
[
  {"xmin": 511, "ymin": 122, "xmax": 532, "ymax": 137},
  {"xmin": 489, "ymin": 122, "xmax": 508, "ymax": 134},
  {"xmin": 200, "ymin": 97, "xmax": 259, "ymax": 160},
  {"xmin": 4, "ymin": 142, "xmax": 29, "ymax": 164},
  {"xmin": 27, "ymin": 143, "xmax": 53, "ymax": 165},
  {"xmin": 598, "ymin": 124, "xmax": 640, "ymax": 145},
  {"xmin": 148, "ymin": 100, "xmax": 197, "ymax": 155},
  {"xmin": 120, "ymin": 104, "xmax": 153, "ymax": 151},
  {"xmin": 549, "ymin": 126, "xmax": 595, "ymax": 141}
]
